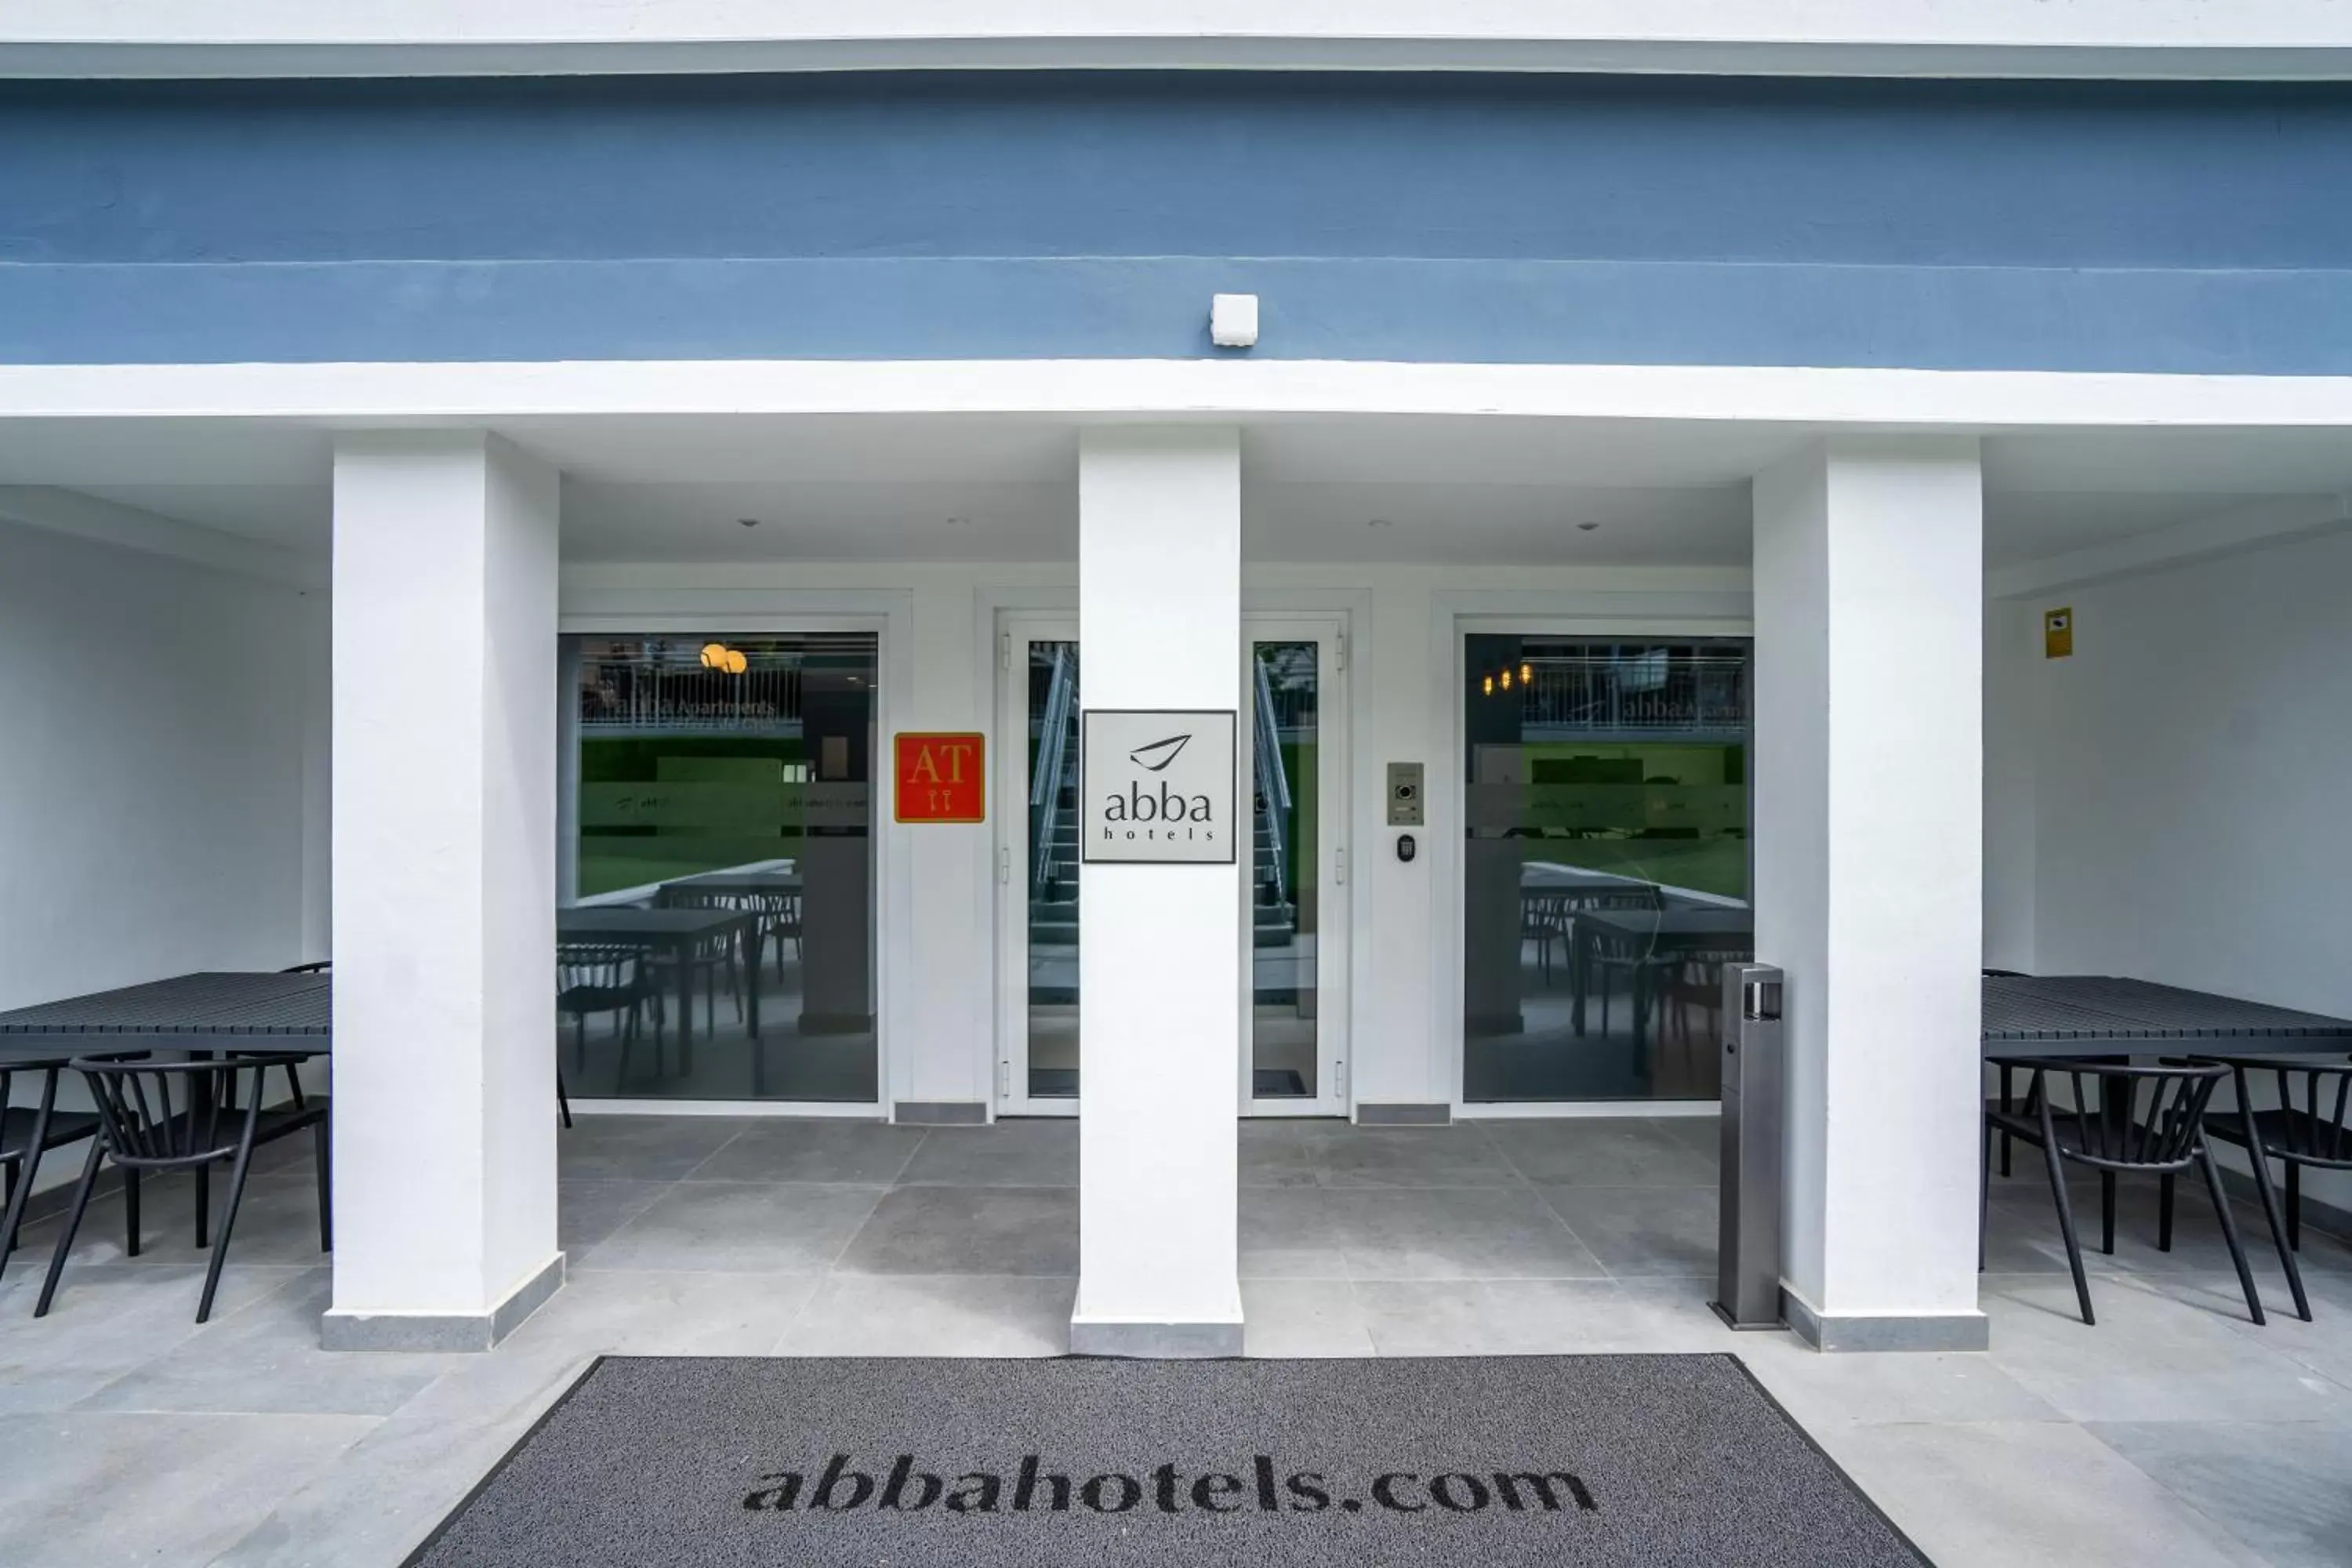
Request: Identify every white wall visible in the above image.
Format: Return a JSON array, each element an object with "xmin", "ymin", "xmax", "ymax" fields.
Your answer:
[
  {"xmin": 0, "ymin": 518, "xmax": 319, "ymax": 1189},
  {"xmin": 1986, "ymin": 527, "xmax": 2352, "ymax": 1209},
  {"xmin": 0, "ymin": 519, "xmax": 316, "ymax": 1006}
]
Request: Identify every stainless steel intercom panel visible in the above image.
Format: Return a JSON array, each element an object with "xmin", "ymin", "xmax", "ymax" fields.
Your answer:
[{"xmin": 1385, "ymin": 762, "xmax": 1425, "ymax": 827}]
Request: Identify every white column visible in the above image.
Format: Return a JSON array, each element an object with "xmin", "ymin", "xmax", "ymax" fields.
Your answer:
[
  {"xmin": 1753, "ymin": 437, "xmax": 1987, "ymax": 1352},
  {"xmin": 1072, "ymin": 427, "xmax": 1244, "ymax": 1356},
  {"xmin": 322, "ymin": 432, "xmax": 563, "ymax": 1352}
]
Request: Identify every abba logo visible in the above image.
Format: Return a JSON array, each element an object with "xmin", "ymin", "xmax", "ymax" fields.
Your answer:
[{"xmin": 1081, "ymin": 710, "xmax": 1237, "ymax": 866}]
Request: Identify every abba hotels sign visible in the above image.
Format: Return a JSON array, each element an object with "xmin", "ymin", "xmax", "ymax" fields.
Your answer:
[{"xmin": 1080, "ymin": 710, "xmax": 1237, "ymax": 865}]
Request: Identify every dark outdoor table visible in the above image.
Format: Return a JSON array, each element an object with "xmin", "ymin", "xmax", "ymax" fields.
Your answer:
[
  {"xmin": 1570, "ymin": 906, "xmax": 1755, "ymax": 1045},
  {"xmin": 0, "ymin": 971, "xmax": 331, "ymax": 1062},
  {"xmin": 0, "ymin": 971, "xmax": 332, "ymax": 1272},
  {"xmin": 660, "ymin": 869, "xmax": 801, "ymax": 896},
  {"xmin": 557, "ymin": 906, "xmax": 764, "ymax": 1073},
  {"xmin": 1982, "ymin": 975, "xmax": 2352, "ymax": 1059}
]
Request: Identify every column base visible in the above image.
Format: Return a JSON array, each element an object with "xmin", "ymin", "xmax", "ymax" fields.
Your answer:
[
  {"xmin": 1069, "ymin": 1317, "xmax": 1245, "ymax": 1359},
  {"xmin": 1780, "ymin": 1287, "xmax": 1988, "ymax": 1353},
  {"xmin": 322, "ymin": 1252, "xmax": 565, "ymax": 1352},
  {"xmin": 1356, "ymin": 1102, "xmax": 1452, "ymax": 1126}
]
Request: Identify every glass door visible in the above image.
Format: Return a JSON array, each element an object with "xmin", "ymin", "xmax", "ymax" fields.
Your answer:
[
  {"xmin": 1461, "ymin": 634, "xmax": 1752, "ymax": 1104},
  {"xmin": 1245, "ymin": 621, "xmax": 1350, "ymax": 1117},
  {"xmin": 993, "ymin": 616, "xmax": 1350, "ymax": 1117}
]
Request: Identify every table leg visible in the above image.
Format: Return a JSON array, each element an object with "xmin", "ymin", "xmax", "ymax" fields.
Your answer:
[
  {"xmin": 1570, "ymin": 924, "xmax": 1588, "ymax": 1036},
  {"xmin": 746, "ymin": 920, "xmax": 764, "ymax": 1044},
  {"xmin": 677, "ymin": 938, "xmax": 698, "ymax": 1076}
]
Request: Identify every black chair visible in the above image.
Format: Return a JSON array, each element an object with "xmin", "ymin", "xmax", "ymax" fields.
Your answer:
[
  {"xmin": 1984, "ymin": 1058, "xmax": 2268, "ymax": 1327},
  {"xmin": 36, "ymin": 1054, "xmax": 329, "ymax": 1323},
  {"xmin": 1, "ymin": 1060, "xmax": 103, "ymax": 1286},
  {"xmin": 558, "ymin": 943, "xmax": 656, "ymax": 1091},
  {"xmin": 2197, "ymin": 1055, "xmax": 2352, "ymax": 1324}
]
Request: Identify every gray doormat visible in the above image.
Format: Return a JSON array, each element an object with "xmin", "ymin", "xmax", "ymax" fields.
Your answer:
[{"xmin": 405, "ymin": 1354, "xmax": 1927, "ymax": 1567}]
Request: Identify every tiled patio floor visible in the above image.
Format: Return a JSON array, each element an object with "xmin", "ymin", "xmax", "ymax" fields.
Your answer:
[{"xmin": 1, "ymin": 1116, "xmax": 2348, "ymax": 1566}]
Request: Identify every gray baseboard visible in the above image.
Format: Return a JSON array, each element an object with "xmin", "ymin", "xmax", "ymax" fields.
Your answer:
[
  {"xmin": 893, "ymin": 1100, "xmax": 989, "ymax": 1126},
  {"xmin": 1356, "ymin": 1102, "xmax": 1451, "ymax": 1127},
  {"xmin": 1069, "ymin": 1319, "xmax": 1246, "ymax": 1359},
  {"xmin": 321, "ymin": 1252, "xmax": 566, "ymax": 1352},
  {"xmin": 1780, "ymin": 1287, "xmax": 1990, "ymax": 1353}
]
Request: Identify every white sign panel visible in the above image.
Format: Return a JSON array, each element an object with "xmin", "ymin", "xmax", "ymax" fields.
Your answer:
[{"xmin": 1080, "ymin": 710, "xmax": 1237, "ymax": 865}]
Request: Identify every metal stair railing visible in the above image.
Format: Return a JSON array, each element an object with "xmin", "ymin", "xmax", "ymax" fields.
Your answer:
[
  {"xmin": 1251, "ymin": 654, "xmax": 1293, "ymax": 912},
  {"xmin": 1029, "ymin": 646, "xmax": 1077, "ymax": 899}
]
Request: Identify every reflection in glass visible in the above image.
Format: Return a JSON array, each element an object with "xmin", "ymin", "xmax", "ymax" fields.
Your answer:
[
  {"xmin": 1025, "ymin": 641, "xmax": 1081, "ymax": 1098},
  {"xmin": 1251, "ymin": 641, "xmax": 1319, "ymax": 1099},
  {"xmin": 1462, "ymin": 637, "xmax": 1753, "ymax": 1102},
  {"xmin": 560, "ymin": 633, "xmax": 877, "ymax": 1102}
]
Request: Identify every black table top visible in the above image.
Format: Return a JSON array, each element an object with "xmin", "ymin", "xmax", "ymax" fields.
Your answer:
[
  {"xmin": 1984, "ymin": 975, "xmax": 2352, "ymax": 1058},
  {"xmin": 1575, "ymin": 907, "xmax": 1755, "ymax": 943},
  {"xmin": 557, "ymin": 906, "xmax": 752, "ymax": 941},
  {"xmin": 0, "ymin": 971, "xmax": 330, "ymax": 1064}
]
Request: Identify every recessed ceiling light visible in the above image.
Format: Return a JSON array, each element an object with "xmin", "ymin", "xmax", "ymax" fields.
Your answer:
[
  {"xmin": 737, "ymin": 517, "xmax": 761, "ymax": 528},
  {"xmin": 1577, "ymin": 521, "xmax": 1601, "ymax": 532},
  {"xmin": 1367, "ymin": 517, "xmax": 1394, "ymax": 528},
  {"xmin": 946, "ymin": 515, "xmax": 970, "ymax": 527}
]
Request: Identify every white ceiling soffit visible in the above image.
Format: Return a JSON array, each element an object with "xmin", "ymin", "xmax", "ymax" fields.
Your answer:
[{"xmin": 5, "ymin": 2, "xmax": 2352, "ymax": 80}]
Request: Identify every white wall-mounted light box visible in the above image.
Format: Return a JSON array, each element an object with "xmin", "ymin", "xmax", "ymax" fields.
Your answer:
[{"xmin": 1210, "ymin": 294, "xmax": 1259, "ymax": 348}]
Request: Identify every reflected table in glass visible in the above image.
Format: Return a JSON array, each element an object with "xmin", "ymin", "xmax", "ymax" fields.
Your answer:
[
  {"xmin": 1569, "ymin": 906, "xmax": 1755, "ymax": 1057},
  {"xmin": 557, "ymin": 906, "xmax": 765, "ymax": 1067}
]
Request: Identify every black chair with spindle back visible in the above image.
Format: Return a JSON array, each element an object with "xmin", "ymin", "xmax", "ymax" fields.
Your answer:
[
  {"xmin": 0, "ymin": 1058, "xmax": 103, "ymax": 1285},
  {"xmin": 2195, "ymin": 1054, "xmax": 2352, "ymax": 1324},
  {"xmin": 1984, "ymin": 1058, "xmax": 2269, "ymax": 1327},
  {"xmin": 34, "ymin": 1054, "xmax": 329, "ymax": 1323}
]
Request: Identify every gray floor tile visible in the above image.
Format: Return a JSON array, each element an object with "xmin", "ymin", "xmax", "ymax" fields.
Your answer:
[
  {"xmin": 573, "ymin": 1181, "xmax": 884, "ymax": 1272},
  {"xmin": 681, "ymin": 1119, "xmax": 928, "ymax": 1184},
  {"xmin": 895, "ymin": 1120, "xmax": 1076, "ymax": 1187},
  {"xmin": 1476, "ymin": 1116, "xmax": 1718, "ymax": 1187},
  {"xmin": 781, "ymin": 1274, "xmax": 1076, "ymax": 1356},
  {"xmin": 1350, "ymin": 1277, "xmax": 1723, "ymax": 1356},
  {"xmin": 1981, "ymin": 1271, "xmax": 2352, "ymax": 1423},
  {"xmin": 1238, "ymin": 1120, "xmax": 1326, "ymax": 1188},
  {"xmin": 74, "ymin": 1270, "xmax": 461, "ymax": 1417},
  {"xmin": 1817, "ymin": 1418, "xmax": 2274, "ymax": 1568},
  {"xmin": 834, "ymin": 1186, "xmax": 1080, "ymax": 1276},
  {"xmin": 2089, "ymin": 1420, "xmax": 2352, "ymax": 1568},
  {"xmin": 2212, "ymin": 1265, "xmax": 2352, "ymax": 1392},
  {"xmin": 1736, "ymin": 1334, "xmax": 2067, "ymax": 1427},
  {"xmin": 1323, "ymin": 1186, "xmax": 1607, "ymax": 1280},
  {"xmin": 1310, "ymin": 1125, "xmax": 1525, "ymax": 1189},
  {"xmin": 555, "ymin": 1116, "xmax": 755, "ymax": 1180},
  {"xmin": 0, "ymin": 1409, "xmax": 377, "ymax": 1568},
  {"xmin": 557, "ymin": 1178, "xmax": 670, "ymax": 1250},
  {"xmin": 1239, "ymin": 1188, "xmax": 1348, "ymax": 1279},
  {"xmin": 0, "ymin": 1263, "xmax": 307, "ymax": 1414},
  {"xmin": 208, "ymin": 1406, "xmax": 536, "ymax": 1568},
  {"xmin": 1538, "ymin": 1184, "xmax": 1718, "ymax": 1278},
  {"xmin": 1240, "ymin": 1279, "xmax": 1376, "ymax": 1357}
]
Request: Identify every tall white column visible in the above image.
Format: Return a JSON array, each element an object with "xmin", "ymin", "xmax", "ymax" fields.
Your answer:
[
  {"xmin": 1753, "ymin": 437, "xmax": 1987, "ymax": 1352},
  {"xmin": 1072, "ymin": 427, "xmax": 1244, "ymax": 1356},
  {"xmin": 322, "ymin": 432, "xmax": 563, "ymax": 1352}
]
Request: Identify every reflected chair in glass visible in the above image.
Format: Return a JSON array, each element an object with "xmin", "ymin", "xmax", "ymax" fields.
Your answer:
[
  {"xmin": 2195, "ymin": 1054, "xmax": 2351, "ymax": 1323},
  {"xmin": 1982, "ymin": 1058, "xmax": 2267, "ymax": 1327},
  {"xmin": 557, "ymin": 943, "xmax": 656, "ymax": 1089},
  {"xmin": 0, "ymin": 1061, "xmax": 102, "ymax": 1287},
  {"xmin": 36, "ymin": 1054, "xmax": 330, "ymax": 1323},
  {"xmin": 1519, "ymin": 892, "xmax": 1571, "ymax": 986}
]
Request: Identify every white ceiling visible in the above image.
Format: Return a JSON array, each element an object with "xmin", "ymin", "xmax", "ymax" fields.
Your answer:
[{"xmin": 4, "ymin": 414, "xmax": 2350, "ymax": 570}]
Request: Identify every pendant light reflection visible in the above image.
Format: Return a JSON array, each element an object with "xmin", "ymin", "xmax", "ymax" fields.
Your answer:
[
  {"xmin": 1482, "ymin": 673, "xmax": 1494, "ymax": 696},
  {"xmin": 699, "ymin": 641, "xmax": 749, "ymax": 675}
]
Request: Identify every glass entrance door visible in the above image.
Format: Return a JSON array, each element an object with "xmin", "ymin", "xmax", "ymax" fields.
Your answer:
[
  {"xmin": 994, "ymin": 618, "xmax": 1349, "ymax": 1116},
  {"xmin": 1461, "ymin": 635, "xmax": 1753, "ymax": 1104}
]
